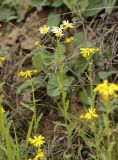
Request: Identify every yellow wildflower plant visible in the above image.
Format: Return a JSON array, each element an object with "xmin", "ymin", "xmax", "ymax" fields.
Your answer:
[
  {"xmin": 65, "ymin": 37, "xmax": 73, "ymax": 43},
  {"xmin": 18, "ymin": 70, "xmax": 38, "ymax": 78},
  {"xmin": 80, "ymin": 107, "xmax": 98, "ymax": 120},
  {"xmin": 28, "ymin": 135, "xmax": 45, "ymax": 147},
  {"xmin": 62, "ymin": 20, "xmax": 74, "ymax": 29},
  {"xmin": 39, "ymin": 25, "xmax": 50, "ymax": 35},
  {"xmin": 51, "ymin": 26, "xmax": 64, "ymax": 37},
  {"xmin": 34, "ymin": 149, "xmax": 44, "ymax": 160},
  {"xmin": 80, "ymin": 48, "xmax": 99, "ymax": 58},
  {"xmin": 94, "ymin": 80, "xmax": 118, "ymax": 101},
  {"xmin": 0, "ymin": 56, "xmax": 5, "ymax": 63}
]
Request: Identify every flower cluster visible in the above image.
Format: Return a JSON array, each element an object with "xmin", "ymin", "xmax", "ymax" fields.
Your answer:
[
  {"xmin": 80, "ymin": 107, "xmax": 98, "ymax": 120},
  {"xmin": 94, "ymin": 80, "xmax": 118, "ymax": 101},
  {"xmin": 18, "ymin": 70, "xmax": 38, "ymax": 78},
  {"xmin": 0, "ymin": 56, "xmax": 5, "ymax": 63},
  {"xmin": 28, "ymin": 135, "xmax": 45, "ymax": 160},
  {"xmin": 39, "ymin": 20, "xmax": 74, "ymax": 37},
  {"xmin": 80, "ymin": 48, "xmax": 99, "ymax": 58}
]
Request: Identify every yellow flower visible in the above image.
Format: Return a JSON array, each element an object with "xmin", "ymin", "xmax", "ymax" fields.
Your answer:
[
  {"xmin": 18, "ymin": 70, "xmax": 32, "ymax": 78},
  {"xmin": 51, "ymin": 26, "xmax": 64, "ymax": 37},
  {"xmin": 94, "ymin": 80, "xmax": 118, "ymax": 101},
  {"xmin": 80, "ymin": 48, "xmax": 99, "ymax": 58},
  {"xmin": 34, "ymin": 149, "xmax": 44, "ymax": 160},
  {"xmin": 28, "ymin": 135, "xmax": 45, "ymax": 147},
  {"xmin": 35, "ymin": 41, "xmax": 40, "ymax": 46},
  {"xmin": 0, "ymin": 107, "xmax": 5, "ymax": 114},
  {"xmin": 39, "ymin": 25, "xmax": 50, "ymax": 35},
  {"xmin": 18, "ymin": 70, "xmax": 38, "ymax": 78},
  {"xmin": 33, "ymin": 69, "xmax": 38, "ymax": 74},
  {"xmin": 65, "ymin": 37, "xmax": 73, "ymax": 43},
  {"xmin": 80, "ymin": 114, "xmax": 85, "ymax": 119},
  {"xmin": 0, "ymin": 56, "xmax": 5, "ymax": 63},
  {"xmin": 62, "ymin": 20, "xmax": 74, "ymax": 29},
  {"xmin": 80, "ymin": 107, "xmax": 98, "ymax": 120},
  {"xmin": 85, "ymin": 107, "xmax": 98, "ymax": 120}
]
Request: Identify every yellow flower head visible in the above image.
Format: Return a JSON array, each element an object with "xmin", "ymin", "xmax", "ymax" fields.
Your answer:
[
  {"xmin": 65, "ymin": 37, "xmax": 73, "ymax": 43},
  {"xmin": 33, "ymin": 69, "xmax": 38, "ymax": 74},
  {"xmin": 18, "ymin": 70, "xmax": 38, "ymax": 78},
  {"xmin": 0, "ymin": 56, "xmax": 5, "ymax": 63},
  {"xmin": 80, "ymin": 48, "xmax": 99, "ymax": 58},
  {"xmin": 0, "ymin": 107, "xmax": 5, "ymax": 114},
  {"xmin": 85, "ymin": 107, "xmax": 98, "ymax": 120},
  {"xmin": 28, "ymin": 135, "xmax": 45, "ymax": 147},
  {"xmin": 80, "ymin": 107, "xmax": 98, "ymax": 120},
  {"xmin": 62, "ymin": 20, "xmax": 74, "ymax": 29},
  {"xmin": 51, "ymin": 26, "xmax": 64, "ymax": 37},
  {"xmin": 34, "ymin": 149, "xmax": 44, "ymax": 160},
  {"xmin": 35, "ymin": 41, "xmax": 40, "ymax": 46},
  {"xmin": 39, "ymin": 25, "xmax": 50, "ymax": 35},
  {"xmin": 79, "ymin": 114, "xmax": 85, "ymax": 119},
  {"xmin": 94, "ymin": 80, "xmax": 118, "ymax": 101}
]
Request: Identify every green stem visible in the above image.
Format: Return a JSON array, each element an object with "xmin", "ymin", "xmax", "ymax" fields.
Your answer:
[
  {"xmin": 91, "ymin": 122, "xmax": 99, "ymax": 160},
  {"xmin": 88, "ymin": 60, "xmax": 94, "ymax": 106},
  {"xmin": 106, "ymin": 104, "xmax": 112, "ymax": 160},
  {"xmin": 30, "ymin": 82, "xmax": 37, "ymax": 134},
  {"xmin": 57, "ymin": 40, "xmax": 67, "ymax": 122}
]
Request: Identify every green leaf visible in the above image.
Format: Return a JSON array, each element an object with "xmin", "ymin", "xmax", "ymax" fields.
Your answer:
[
  {"xmin": 63, "ymin": 0, "xmax": 74, "ymax": 10},
  {"xmin": 47, "ymin": 75, "xmax": 60, "ymax": 97},
  {"xmin": 80, "ymin": 88, "xmax": 89, "ymax": 105},
  {"xmin": 28, "ymin": 0, "xmax": 51, "ymax": 6},
  {"xmin": 52, "ymin": 0, "xmax": 63, "ymax": 7},
  {"xmin": 47, "ymin": 74, "xmax": 74, "ymax": 97},
  {"xmin": 78, "ymin": 0, "xmax": 89, "ymax": 11},
  {"xmin": 16, "ymin": 78, "xmax": 41, "ymax": 94},
  {"xmin": 20, "ymin": 102, "xmax": 35, "ymax": 112},
  {"xmin": 0, "ymin": 6, "xmax": 15, "ymax": 21},
  {"xmin": 98, "ymin": 71, "xmax": 116, "ymax": 80},
  {"xmin": 28, "ymin": 0, "xmax": 43, "ymax": 6},
  {"xmin": 105, "ymin": 0, "xmax": 116, "ymax": 14},
  {"xmin": 47, "ymin": 12, "xmax": 60, "ymax": 27},
  {"xmin": 83, "ymin": 0, "xmax": 106, "ymax": 17},
  {"xmin": 32, "ymin": 48, "xmax": 52, "ymax": 71},
  {"xmin": 74, "ymin": 57, "xmax": 88, "ymax": 74},
  {"xmin": 73, "ymin": 32, "xmax": 84, "ymax": 48}
]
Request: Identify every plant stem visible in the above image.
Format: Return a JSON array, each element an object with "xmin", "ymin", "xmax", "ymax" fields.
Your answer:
[
  {"xmin": 106, "ymin": 103, "xmax": 112, "ymax": 160},
  {"xmin": 88, "ymin": 59, "xmax": 94, "ymax": 106},
  {"xmin": 57, "ymin": 40, "xmax": 68, "ymax": 122},
  {"xmin": 30, "ymin": 82, "xmax": 37, "ymax": 134}
]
